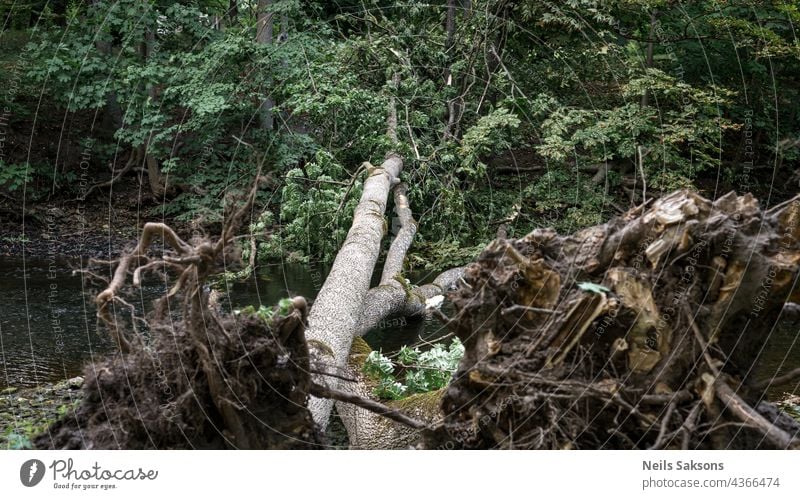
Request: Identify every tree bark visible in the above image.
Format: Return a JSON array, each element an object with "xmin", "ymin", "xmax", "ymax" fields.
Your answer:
[
  {"xmin": 90, "ymin": 0, "xmax": 122, "ymax": 132},
  {"xmin": 228, "ymin": 0, "xmax": 238, "ymax": 22},
  {"xmin": 442, "ymin": 0, "xmax": 458, "ymax": 141},
  {"xmin": 142, "ymin": 29, "xmax": 170, "ymax": 197},
  {"xmin": 305, "ymin": 155, "xmax": 403, "ymax": 426},
  {"xmin": 354, "ymin": 266, "xmax": 464, "ymax": 337},
  {"xmin": 256, "ymin": 0, "xmax": 274, "ymax": 130},
  {"xmin": 641, "ymin": 9, "xmax": 657, "ymax": 108},
  {"xmin": 304, "ymin": 76, "xmax": 407, "ymax": 427}
]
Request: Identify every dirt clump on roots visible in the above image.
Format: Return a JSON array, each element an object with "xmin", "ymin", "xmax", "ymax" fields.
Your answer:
[
  {"xmin": 427, "ymin": 190, "xmax": 800, "ymax": 449},
  {"xmin": 35, "ymin": 173, "xmax": 323, "ymax": 449},
  {"xmin": 35, "ymin": 292, "xmax": 321, "ymax": 449}
]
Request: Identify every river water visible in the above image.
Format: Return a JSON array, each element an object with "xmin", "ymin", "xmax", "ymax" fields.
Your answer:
[
  {"xmin": 0, "ymin": 257, "xmax": 797, "ymax": 400},
  {"xmin": 0, "ymin": 257, "xmax": 451, "ymax": 389}
]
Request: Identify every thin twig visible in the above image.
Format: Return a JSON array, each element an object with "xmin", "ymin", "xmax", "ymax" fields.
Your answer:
[
  {"xmin": 751, "ymin": 367, "xmax": 800, "ymax": 391},
  {"xmin": 715, "ymin": 379, "xmax": 799, "ymax": 449},
  {"xmin": 310, "ymin": 383, "xmax": 428, "ymax": 430},
  {"xmin": 501, "ymin": 305, "xmax": 555, "ymax": 315},
  {"xmin": 648, "ymin": 399, "xmax": 678, "ymax": 450}
]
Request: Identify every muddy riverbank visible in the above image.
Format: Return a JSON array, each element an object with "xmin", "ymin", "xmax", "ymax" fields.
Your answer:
[{"xmin": 0, "ymin": 376, "xmax": 83, "ymax": 449}]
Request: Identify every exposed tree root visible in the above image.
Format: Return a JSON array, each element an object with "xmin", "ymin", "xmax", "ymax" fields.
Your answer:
[
  {"xmin": 36, "ymin": 169, "xmax": 325, "ymax": 449},
  {"xmin": 42, "ymin": 160, "xmax": 800, "ymax": 450},
  {"xmin": 36, "ymin": 301, "xmax": 321, "ymax": 449},
  {"xmin": 426, "ymin": 190, "xmax": 800, "ymax": 449}
]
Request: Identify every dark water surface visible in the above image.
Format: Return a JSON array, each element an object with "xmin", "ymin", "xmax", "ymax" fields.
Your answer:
[
  {"xmin": 0, "ymin": 257, "xmax": 451, "ymax": 388},
  {"xmin": 0, "ymin": 257, "xmax": 797, "ymax": 400}
]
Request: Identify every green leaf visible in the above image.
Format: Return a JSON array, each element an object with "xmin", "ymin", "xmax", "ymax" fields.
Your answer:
[
  {"xmin": 577, "ymin": 282, "xmax": 610, "ymax": 294},
  {"xmin": 397, "ymin": 346, "xmax": 419, "ymax": 365},
  {"xmin": 362, "ymin": 350, "xmax": 394, "ymax": 380}
]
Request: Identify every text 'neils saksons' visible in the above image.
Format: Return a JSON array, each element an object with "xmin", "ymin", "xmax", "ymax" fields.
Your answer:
[{"xmin": 643, "ymin": 460, "xmax": 724, "ymax": 471}]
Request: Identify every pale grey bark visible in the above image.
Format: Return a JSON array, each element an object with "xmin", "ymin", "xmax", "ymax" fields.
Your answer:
[
  {"xmin": 305, "ymin": 154, "xmax": 403, "ymax": 427},
  {"xmin": 354, "ymin": 267, "xmax": 465, "ymax": 337},
  {"xmin": 337, "ymin": 346, "xmax": 441, "ymax": 449},
  {"xmin": 380, "ymin": 183, "xmax": 416, "ymax": 283},
  {"xmin": 355, "ymin": 182, "xmax": 463, "ymax": 335},
  {"xmin": 304, "ymin": 74, "xmax": 465, "ymax": 437}
]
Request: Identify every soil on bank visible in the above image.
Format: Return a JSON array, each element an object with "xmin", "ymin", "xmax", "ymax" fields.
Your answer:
[
  {"xmin": 0, "ymin": 174, "xmax": 182, "ymax": 259},
  {"xmin": 0, "ymin": 377, "xmax": 83, "ymax": 449}
]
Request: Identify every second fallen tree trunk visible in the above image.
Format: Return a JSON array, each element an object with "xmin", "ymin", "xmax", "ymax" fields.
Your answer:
[
  {"xmin": 304, "ymin": 93, "xmax": 404, "ymax": 424},
  {"xmin": 305, "ymin": 74, "xmax": 463, "ymax": 431}
]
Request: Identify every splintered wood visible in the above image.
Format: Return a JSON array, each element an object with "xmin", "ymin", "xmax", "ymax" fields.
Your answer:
[{"xmin": 428, "ymin": 190, "xmax": 800, "ymax": 449}]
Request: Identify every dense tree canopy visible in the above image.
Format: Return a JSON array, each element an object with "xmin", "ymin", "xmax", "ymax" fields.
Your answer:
[{"xmin": 1, "ymin": 0, "xmax": 798, "ymax": 267}]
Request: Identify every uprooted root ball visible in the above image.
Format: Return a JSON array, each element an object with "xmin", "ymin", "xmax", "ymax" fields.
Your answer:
[
  {"xmin": 427, "ymin": 190, "xmax": 800, "ymax": 449},
  {"xmin": 36, "ymin": 292, "xmax": 322, "ymax": 450}
]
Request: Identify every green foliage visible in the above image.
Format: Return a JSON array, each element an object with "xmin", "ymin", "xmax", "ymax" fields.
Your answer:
[
  {"xmin": 524, "ymin": 169, "xmax": 610, "ymax": 234},
  {"xmin": 374, "ymin": 378, "xmax": 408, "ymax": 400},
  {"xmin": 362, "ymin": 338, "xmax": 465, "ymax": 400},
  {"xmin": 0, "ymin": 162, "xmax": 31, "ymax": 192},
  {"xmin": 275, "ymin": 151, "xmax": 363, "ymax": 262},
  {"xmin": 7, "ymin": 0, "xmax": 800, "ymax": 268},
  {"xmin": 778, "ymin": 398, "xmax": 800, "ymax": 423},
  {"xmin": 2, "ymin": 415, "xmax": 54, "ymax": 450},
  {"xmin": 0, "ymin": 161, "xmax": 71, "ymax": 198},
  {"xmin": 578, "ymin": 282, "xmax": 611, "ymax": 295},
  {"xmin": 458, "ymin": 107, "xmax": 521, "ymax": 180},
  {"xmin": 235, "ymin": 297, "xmax": 295, "ymax": 322},
  {"xmin": 533, "ymin": 68, "xmax": 733, "ymax": 189},
  {"xmin": 363, "ymin": 350, "xmax": 395, "ymax": 379},
  {"xmin": 3, "ymin": 432, "xmax": 33, "ymax": 450}
]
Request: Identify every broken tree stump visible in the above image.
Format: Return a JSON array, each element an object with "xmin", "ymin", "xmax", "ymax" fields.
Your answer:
[{"xmin": 427, "ymin": 190, "xmax": 800, "ymax": 449}]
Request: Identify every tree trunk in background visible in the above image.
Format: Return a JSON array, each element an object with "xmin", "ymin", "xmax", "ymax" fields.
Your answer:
[
  {"xmin": 256, "ymin": 0, "xmax": 273, "ymax": 43},
  {"xmin": 143, "ymin": 29, "xmax": 168, "ymax": 197},
  {"xmin": 256, "ymin": 0, "xmax": 274, "ymax": 131},
  {"xmin": 445, "ymin": 0, "xmax": 456, "ymax": 49},
  {"xmin": 91, "ymin": 0, "xmax": 123, "ymax": 132},
  {"xmin": 641, "ymin": 9, "xmax": 657, "ymax": 108},
  {"xmin": 228, "ymin": 0, "xmax": 238, "ymax": 23},
  {"xmin": 278, "ymin": 13, "xmax": 289, "ymax": 123},
  {"xmin": 442, "ymin": 0, "xmax": 457, "ymax": 141}
]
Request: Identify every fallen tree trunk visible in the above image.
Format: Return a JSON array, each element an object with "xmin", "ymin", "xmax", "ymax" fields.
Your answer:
[
  {"xmin": 352, "ymin": 182, "xmax": 464, "ymax": 336},
  {"xmin": 425, "ymin": 190, "xmax": 800, "ymax": 449},
  {"xmin": 304, "ymin": 153, "xmax": 404, "ymax": 426},
  {"xmin": 304, "ymin": 74, "xmax": 417, "ymax": 428},
  {"xmin": 354, "ymin": 266, "xmax": 465, "ymax": 337}
]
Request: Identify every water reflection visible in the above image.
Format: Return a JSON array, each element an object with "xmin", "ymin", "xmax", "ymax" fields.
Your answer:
[
  {"xmin": 0, "ymin": 258, "xmax": 451, "ymax": 388},
  {"xmin": 4, "ymin": 254, "xmax": 793, "ymax": 398}
]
